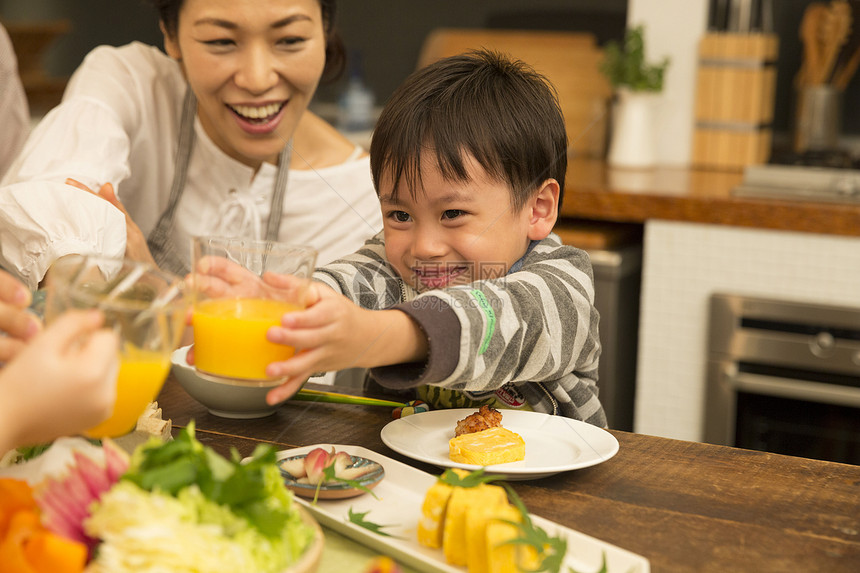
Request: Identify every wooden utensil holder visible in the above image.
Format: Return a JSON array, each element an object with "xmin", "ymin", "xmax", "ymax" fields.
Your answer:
[{"xmin": 692, "ymin": 33, "xmax": 778, "ymax": 171}]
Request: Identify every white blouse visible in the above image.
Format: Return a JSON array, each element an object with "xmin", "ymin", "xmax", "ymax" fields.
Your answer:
[
  {"xmin": 0, "ymin": 23, "xmax": 29, "ymax": 181},
  {"xmin": 0, "ymin": 42, "xmax": 383, "ymax": 288}
]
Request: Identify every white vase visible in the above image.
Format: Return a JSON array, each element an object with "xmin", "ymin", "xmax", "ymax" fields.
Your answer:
[{"xmin": 607, "ymin": 89, "xmax": 659, "ymax": 169}]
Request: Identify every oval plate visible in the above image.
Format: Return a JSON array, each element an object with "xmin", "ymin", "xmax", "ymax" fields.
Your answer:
[
  {"xmin": 380, "ymin": 409, "xmax": 619, "ymax": 480},
  {"xmin": 278, "ymin": 453, "xmax": 385, "ymax": 500}
]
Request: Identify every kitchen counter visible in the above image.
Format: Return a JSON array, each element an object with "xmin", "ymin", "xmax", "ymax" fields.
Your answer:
[{"xmin": 559, "ymin": 159, "xmax": 860, "ymax": 237}]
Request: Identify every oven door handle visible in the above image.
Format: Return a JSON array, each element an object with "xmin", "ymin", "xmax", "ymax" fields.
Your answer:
[{"xmin": 729, "ymin": 369, "xmax": 860, "ymax": 408}]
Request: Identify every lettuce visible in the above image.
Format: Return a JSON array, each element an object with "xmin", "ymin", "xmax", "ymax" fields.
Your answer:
[
  {"xmin": 84, "ymin": 481, "xmax": 294, "ymax": 572},
  {"xmin": 84, "ymin": 423, "xmax": 312, "ymax": 572}
]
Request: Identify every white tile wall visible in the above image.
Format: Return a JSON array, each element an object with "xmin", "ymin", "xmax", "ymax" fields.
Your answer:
[{"xmin": 635, "ymin": 220, "xmax": 860, "ymax": 441}]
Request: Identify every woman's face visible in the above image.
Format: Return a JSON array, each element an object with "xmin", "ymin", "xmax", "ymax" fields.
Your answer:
[{"xmin": 163, "ymin": 0, "xmax": 326, "ymax": 168}]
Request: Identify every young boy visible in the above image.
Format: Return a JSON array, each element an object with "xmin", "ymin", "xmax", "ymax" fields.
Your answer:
[{"xmin": 264, "ymin": 50, "xmax": 605, "ymax": 425}]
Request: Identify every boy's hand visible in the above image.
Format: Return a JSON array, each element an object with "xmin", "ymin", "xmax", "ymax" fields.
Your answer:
[
  {"xmin": 263, "ymin": 278, "xmax": 428, "ymax": 405},
  {"xmin": 0, "ymin": 270, "xmax": 41, "ymax": 363}
]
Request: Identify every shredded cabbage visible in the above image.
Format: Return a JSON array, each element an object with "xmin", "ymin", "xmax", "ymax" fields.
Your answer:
[{"xmin": 83, "ymin": 481, "xmax": 312, "ymax": 573}]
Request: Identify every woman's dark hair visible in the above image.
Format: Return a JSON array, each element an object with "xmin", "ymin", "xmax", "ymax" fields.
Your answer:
[
  {"xmin": 370, "ymin": 49, "xmax": 568, "ymax": 211},
  {"xmin": 149, "ymin": 0, "xmax": 345, "ymax": 83}
]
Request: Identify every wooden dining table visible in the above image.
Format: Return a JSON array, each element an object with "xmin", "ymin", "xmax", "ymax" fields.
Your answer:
[{"xmin": 156, "ymin": 377, "xmax": 860, "ymax": 573}]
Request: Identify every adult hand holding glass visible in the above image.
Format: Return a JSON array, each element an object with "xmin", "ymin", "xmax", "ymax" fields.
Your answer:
[
  {"xmin": 0, "ymin": 310, "xmax": 118, "ymax": 453},
  {"xmin": 0, "ymin": 269, "xmax": 41, "ymax": 363},
  {"xmin": 43, "ymin": 256, "xmax": 187, "ymax": 438}
]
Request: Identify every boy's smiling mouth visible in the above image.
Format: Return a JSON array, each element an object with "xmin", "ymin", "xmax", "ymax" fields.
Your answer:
[{"xmin": 413, "ymin": 265, "xmax": 469, "ymax": 289}]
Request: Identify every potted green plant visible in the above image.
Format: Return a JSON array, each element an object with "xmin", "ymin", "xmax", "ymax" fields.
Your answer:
[
  {"xmin": 601, "ymin": 25, "xmax": 670, "ymax": 93},
  {"xmin": 600, "ymin": 25, "xmax": 670, "ymax": 168}
]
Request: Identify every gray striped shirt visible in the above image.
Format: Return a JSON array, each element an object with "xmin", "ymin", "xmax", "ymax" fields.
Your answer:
[{"xmin": 314, "ymin": 231, "xmax": 606, "ymax": 426}]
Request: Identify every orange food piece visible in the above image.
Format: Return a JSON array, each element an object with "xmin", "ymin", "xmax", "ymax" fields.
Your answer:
[
  {"xmin": 24, "ymin": 525, "xmax": 88, "ymax": 573},
  {"xmin": 0, "ymin": 479, "xmax": 87, "ymax": 573},
  {"xmin": 0, "ymin": 510, "xmax": 43, "ymax": 573},
  {"xmin": 0, "ymin": 479, "xmax": 37, "ymax": 537}
]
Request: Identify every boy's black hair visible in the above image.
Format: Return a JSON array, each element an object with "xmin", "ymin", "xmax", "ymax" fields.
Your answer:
[
  {"xmin": 148, "ymin": 0, "xmax": 345, "ymax": 83},
  {"xmin": 370, "ymin": 49, "xmax": 568, "ymax": 211}
]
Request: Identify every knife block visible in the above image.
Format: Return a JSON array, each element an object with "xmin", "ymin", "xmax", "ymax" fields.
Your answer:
[{"xmin": 692, "ymin": 33, "xmax": 779, "ymax": 171}]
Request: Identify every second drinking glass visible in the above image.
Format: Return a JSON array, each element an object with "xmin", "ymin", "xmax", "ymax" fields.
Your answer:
[{"xmin": 190, "ymin": 237, "xmax": 318, "ymax": 385}]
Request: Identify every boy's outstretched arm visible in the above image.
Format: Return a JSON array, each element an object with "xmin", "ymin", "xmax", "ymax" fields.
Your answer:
[{"xmin": 263, "ymin": 279, "xmax": 428, "ymax": 405}]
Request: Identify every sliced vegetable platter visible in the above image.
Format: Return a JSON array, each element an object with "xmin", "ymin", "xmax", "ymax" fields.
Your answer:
[{"xmin": 273, "ymin": 444, "xmax": 650, "ymax": 573}]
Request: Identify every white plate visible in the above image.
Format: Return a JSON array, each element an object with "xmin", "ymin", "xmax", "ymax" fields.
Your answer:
[
  {"xmin": 380, "ymin": 409, "xmax": 619, "ymax": 479},
  {"xmin": 276, "ymin": 444, "xmax": 648, "ymax": 573}
]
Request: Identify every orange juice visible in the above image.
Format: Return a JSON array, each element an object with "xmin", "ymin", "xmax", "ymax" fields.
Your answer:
[
  {"xmin": 85, "ymin": 345, "xmax": 170, "ymax": 438},
  {"xmin": 192, "ymin": 298, "xmax": 302, "ymax": 380}
]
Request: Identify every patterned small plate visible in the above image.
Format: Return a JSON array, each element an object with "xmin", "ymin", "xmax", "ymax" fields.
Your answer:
[{"xmin": 278, "ymin": 454, "xmax": 385, "ymax": 500}]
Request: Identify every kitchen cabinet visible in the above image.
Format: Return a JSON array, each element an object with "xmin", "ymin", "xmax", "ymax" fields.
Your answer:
[
  {"xmin": 559, "ymin": 158, "xmax": 860, "ymax": 236},
  {"xmin": 558, "ymin": 159, "xmax": 860, "ymax": 441}
]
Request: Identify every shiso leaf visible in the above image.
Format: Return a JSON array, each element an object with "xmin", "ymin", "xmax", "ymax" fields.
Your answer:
[{"xmin": 347, "ymin": 507, "xmax": 403, "ymax": 539}]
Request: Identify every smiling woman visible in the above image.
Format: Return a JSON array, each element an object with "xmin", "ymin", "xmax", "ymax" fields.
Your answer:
[
  {"xmin": 0, "ymin": 0, "xmax": 382, "ymax": 288},
  {"xmin": 159, "ymin": 0, "xmax": 330, "ymax": 168}
]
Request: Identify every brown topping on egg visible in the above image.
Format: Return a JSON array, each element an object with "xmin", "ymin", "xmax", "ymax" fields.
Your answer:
[{"xmin": 454, "ymin": 405, "xmax": 504, "ymax": 437}]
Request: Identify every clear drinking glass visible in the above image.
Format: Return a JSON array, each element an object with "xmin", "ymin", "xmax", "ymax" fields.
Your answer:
[
  {"xmin": 190, "ymin": 236, "xmax": 317, "ymax": 384},
  {"xmin": 44, "ymin": 255, "xmax": 188, "ymax": 438}
]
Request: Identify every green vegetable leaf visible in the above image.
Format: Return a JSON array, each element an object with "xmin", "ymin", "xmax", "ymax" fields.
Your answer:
[
  {"xmin": 501, "ymin": 484, "xmax": 569, "ymax": 573},
  {"xmin": 16, "ymin": 443, "xmax": 54, "ymax": 461},
  {"xmin": 568, "ymin": 552, "xmax": 608, "ymax": 573},
  {"xmin": 121, "ymin": 421, "xmax": 292, "ymax": 539},
  {"xmin": 439, "ymin": 468, "xmax": 504, "ymax": 488},
  {"xmin": 347, "ymin": 508, "xmax": 403, "ymax": 539},
  {"xmin": 15, "ymin": 438, "xmax": 101, "ymax": 463}
]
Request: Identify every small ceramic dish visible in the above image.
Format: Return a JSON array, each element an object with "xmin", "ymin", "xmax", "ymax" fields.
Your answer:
[{"xmin": 278, "ymin": 453, "xmax": 385, "ymax": 500}]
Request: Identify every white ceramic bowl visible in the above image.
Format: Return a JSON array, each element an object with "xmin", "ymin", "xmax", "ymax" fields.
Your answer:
[{"xmin": 171, "ymin": 346, "xmax": 286, "ymax": 419}]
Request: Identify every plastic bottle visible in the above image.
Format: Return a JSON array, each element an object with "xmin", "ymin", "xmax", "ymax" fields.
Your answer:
[{"xmin": 337, "ymin": 51, "xmax": 376, "ymax": 132}]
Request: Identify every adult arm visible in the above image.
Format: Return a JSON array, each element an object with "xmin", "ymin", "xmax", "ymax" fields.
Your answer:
[
  {"xmin": 0, "ymin": 45, "xmax": 153, "ymax": 288},
  {"xmin": 0, "ymin": 23, "xmax": 30, "ymax": 180}
]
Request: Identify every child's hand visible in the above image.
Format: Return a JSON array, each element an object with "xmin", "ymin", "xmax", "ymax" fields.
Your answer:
[
  {"xmin": 0, "ymin": 270, "xmax": 41, "ymax": 363},
  {"xmin": 262, "ymin": 277, "xmax": 428, "ymax": 405},
  {"xmin": 0, "ymin": 310, "xmax": 119, "ymax": 451}
]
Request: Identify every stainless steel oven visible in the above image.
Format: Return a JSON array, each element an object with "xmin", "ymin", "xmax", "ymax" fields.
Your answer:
[{"xmin": 704, "ymin": 293, "xmax": 860, "ymax": 465}]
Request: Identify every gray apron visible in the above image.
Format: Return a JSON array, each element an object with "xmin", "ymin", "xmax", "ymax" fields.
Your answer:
[{"xmin": 145, "ymin": 90, "xmax": 292, "ymax": 275}]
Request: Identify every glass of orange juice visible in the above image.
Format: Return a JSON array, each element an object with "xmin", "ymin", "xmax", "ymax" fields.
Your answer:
[
  {"xmin": 43, "ymin": 255, "xmax": 188, "ymax": 438},
  {"xmin": 190, "ymin": 236, "xmax": 317, "ymax": 384}
]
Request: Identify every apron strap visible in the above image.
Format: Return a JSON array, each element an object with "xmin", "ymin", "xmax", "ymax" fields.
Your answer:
[
  {"xmin": 146, "ymin": 89, "xmax": 292, "ymax": 275},
  {"xmin": 265, "ymin": 140, "xmax": 291, "ymax": 241},
  {"xmin": 146, "ymin": 88, "xmax": 197, "ymax": 276}
]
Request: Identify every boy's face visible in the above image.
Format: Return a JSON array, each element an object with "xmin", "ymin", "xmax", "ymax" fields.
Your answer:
[{"xmin": 379, "ymin": 154, "xmax": 536, "ymax": 293}]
